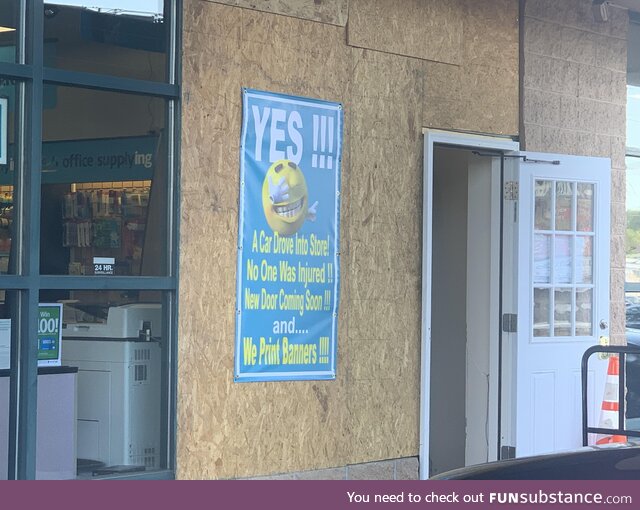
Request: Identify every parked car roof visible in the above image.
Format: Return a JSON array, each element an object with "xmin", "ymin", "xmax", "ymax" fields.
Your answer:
[{"xmin": 430, "ymin": 444, "xmax": 640, "ymax": 480}]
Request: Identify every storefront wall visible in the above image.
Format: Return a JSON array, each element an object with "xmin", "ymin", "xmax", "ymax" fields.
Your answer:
[
  {"xmin": 521, "ymin": 0, "xmax": 629, "ymax": 345},
  {"xmin": 178, "ymin": 0, "xmax": 518, "ymax": 479}
]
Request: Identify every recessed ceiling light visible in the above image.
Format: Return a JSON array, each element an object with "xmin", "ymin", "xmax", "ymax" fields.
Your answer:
[{"xmin": 0, "ymin": 27, "xmax": 16, "ymax": 33}]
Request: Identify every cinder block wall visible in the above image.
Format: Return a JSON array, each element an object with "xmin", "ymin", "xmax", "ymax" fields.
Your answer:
[
  {"xmin": 521, "ymin": 0, "xmax": 629, "ymax": 344},
  {"xmin": 178, "ymin": 0, "xmax": 518, "ymax": 479}
]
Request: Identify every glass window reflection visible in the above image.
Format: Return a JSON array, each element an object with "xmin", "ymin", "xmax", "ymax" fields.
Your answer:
[
  {"xmin": 0, "ymin": 0, "xmax": 19, "ymax": 63},
  {"xmin": 0, "ymin": 80, "xmax": 21, "ymax": 275},
  {"xmin": 44, "ymin": 1, "xmax": 168, "ymax": 81},
  {"xmin": 627, "ymin": 157, "xmax": 640, "ymax": 290},
  {"xmin": 41, "ymin": 85, "xmax": 168, "ymax": 276},
  {"xmin": 0, "ymin": 292, "xmax": 15, "ymax": 479},
  {"xmin": 39, "ymin": 289, "xmax": 167, "ymax": 478}
]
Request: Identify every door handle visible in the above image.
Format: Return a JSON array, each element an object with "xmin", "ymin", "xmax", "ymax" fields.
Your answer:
[{"xmin": 599, "ymin": 320, "xmax": 608, "ymax": 330}]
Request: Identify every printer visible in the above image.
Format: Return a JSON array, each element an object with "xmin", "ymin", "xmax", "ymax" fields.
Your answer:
[{"xmin": 62, "ymin": 303, "xmax": 162, "ymax": 473}]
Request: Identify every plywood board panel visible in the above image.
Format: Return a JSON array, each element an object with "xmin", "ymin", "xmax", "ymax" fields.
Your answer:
[
  {"xmin": 463, "ymin": 0, "xmax": 518, "ymax": 69},
  {"xmin": 348, "ymin": 0, "xmax": 464, "ymax": 65},
  {"xmin": 347, "ymin": 378, "xmax": 420, "ymax": 464},
  {"xmin": 349, "ymin": 47, "xmax": 424, "ymax": 231},
  {"xmin": 182, "ymin": 6, "xmax": 243, "ymax": 197},
  {"xmin": 177, "ymin": 381, "xmax": 351, "ymax": 478},
  {"xmin": 240, "ymin": 9, "xmax": 350, "ymax": 100},
  {"xmin": 347, "ymin": 137, "xmax": 423, "ymax": 221},
  {"xmin": 184, "ymin": 0, "xmax": 236, "ymax": 35},
  {"xmin": 347, "ymin": 245, "xmax": 421, "ymax": 299},
  {"xmin": 350, "ymin": 72, "xmax": 423, "ymax": 142},
  {"xmin": 199, "ymin": 0, "xmax": 348, "ymax": 26},
  {"xmin": 180, "ymin": 4, "xmax": 354, "ymax": 479},
  {"xmin": 424, "ymin": 61, "xmax": 518, "ymax": 135},
  {"xmin": 341, "ymin": 41, "xmax": 423, "ymax": 464},
  {"xmin": 421, "ymin": 0, "xmax": 518, "ymax": 136},
  {"xmin": 178, "ymin": 0, "xmax": 520, "ymax": 479},
  {"xmin": 350, "ymin": 48, "xmax": 424, "ymax": 100},
  {"xmin": 346, "ymin": 292, "xmax": 422, "ymax": 346},
  {"xmin": 347, "ymin": 336, "xmax": 419, "ymax": 382},
  {"xmin": 180, "ymin": 140, "xmax": 242, "ymax": 209},
  {"xmin": 458, "ymin": 65, "xmax": 519, "ymax": 135}
]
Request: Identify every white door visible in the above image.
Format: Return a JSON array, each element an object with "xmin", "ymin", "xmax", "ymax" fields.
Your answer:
[{"xmin": 505, "ymin": 152, "xmax": 610, "ymax": 458}]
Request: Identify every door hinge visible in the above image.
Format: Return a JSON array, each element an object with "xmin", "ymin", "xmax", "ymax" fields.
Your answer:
[
  {"xmin": 504, "ymin": 181, "xmax": 519, "ymax": 201},
  {"xmin": 502, "ymin": 313, "xmax": 517, "ymax": 333},
  {"xmin": 501, "ymin": 446, "xmax": 516, "ymax": 460}
]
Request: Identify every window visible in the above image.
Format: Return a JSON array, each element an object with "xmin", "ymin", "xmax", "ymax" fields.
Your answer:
[
  {"xmin": 533, "ymin": 180, "xmax": 595, "ymax": 338},
  {"xmin": 0, "ymin": 291, "xmax": 15, "ymax": 479},
  {"xmin": 0, "ymin": 0, "xmax": 179, "ymax": 479},
  {"xmin": 0, "ymin": 79, "xmax": 20, "ymax": 275},
  {"xmin": 43, "ymin": 1, "xmax": 169, "ymax": 81},
  {"xmin": 0, "ymin": 0, "xmax": 19, "ymax": 64},
  {"xmin": 41, "ymin": 85, "xmax": 168, "ymax": 277},
  {"xmin": 627, "ymin": 17, "xmax": 640, "ymax": 333}
]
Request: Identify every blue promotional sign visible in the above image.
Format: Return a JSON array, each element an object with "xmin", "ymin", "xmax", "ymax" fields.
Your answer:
[
  {"xmin": 235, "ymin": 89, "xmax": 342, "ymax": 382},
  {"xmin": 0, "ymin": 97, "xmax": 6, "ymax": 165}
]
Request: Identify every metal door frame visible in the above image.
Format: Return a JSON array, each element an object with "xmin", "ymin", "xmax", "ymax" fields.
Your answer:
[{"xmin": 420, "ymin": 129, "xmax": 519, "ymax": 479}]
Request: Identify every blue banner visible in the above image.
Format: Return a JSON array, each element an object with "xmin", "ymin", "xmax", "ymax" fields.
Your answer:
[{"xmin": 235, "ymin": 89, "xmax": 342, "ymax": 382}]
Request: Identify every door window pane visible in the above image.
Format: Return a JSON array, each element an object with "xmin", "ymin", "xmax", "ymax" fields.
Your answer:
[
  {"xmin": 535, "ymin": 180, "xmax": 552, "ymax": 230},
  {"xmin": 576, "ymin": 289, "xmax": 593, "ymax": 336},
  {"xmin": 555, "ymin": 181, "xmax": 574, "ymax": 231},
  {"xmin": 577, "ymin": 183, "xmax": 594, "ymax": 232},
  {"xmin": 554, "ymin": 288, "xmax": 572, "ymax": 336},
  {"xmin": 43, "ymin": 1, "xmax": 168, "ymax": 81},
  {"xmin": 534, "ymin": 288, "xmax": 551, "ymax": 337},
  {"xmin": 39, "ymin": 289, "xmax": 168, "ymax": 478},
  {"xmin": 41, "ymin": 85, "xmax": 168, "ymax": 276},
  {"xmin": 554, "ymin": 235, "xmax": 573, "ymax": 284},
  {"xmin": 0, "ymin": 1, "xmax": 19, "ymax": 63},
  {"xmin": 534, "ymin": 234, "xmax": 551, "ymax": 284},
  {"xmin": 532, "ymin": 179, "xmax": 597, "ymax": 339},
  {"xmin": 576, "ymin": 236, "xmax": 593, "ymax": 284}
]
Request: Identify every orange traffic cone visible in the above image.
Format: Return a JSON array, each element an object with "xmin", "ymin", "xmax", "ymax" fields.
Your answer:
[{"xmin": 595, "ymin": 355, "xmax": 627, "ymax": 445}]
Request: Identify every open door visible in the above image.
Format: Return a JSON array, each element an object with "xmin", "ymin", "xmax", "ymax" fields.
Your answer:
[{"xmin": 502, "ymin": 152, "xmax": 611, "ymax": 458}]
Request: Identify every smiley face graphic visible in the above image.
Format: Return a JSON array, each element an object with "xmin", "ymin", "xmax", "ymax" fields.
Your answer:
[{"xmin": 262, "ymin": 159, "xmax": 317, "ymax": 236}]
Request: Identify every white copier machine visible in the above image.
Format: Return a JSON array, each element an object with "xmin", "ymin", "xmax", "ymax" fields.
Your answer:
[{"xmin": 62, "ymin": 303, "xmax": 162, "ymax": 473}]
